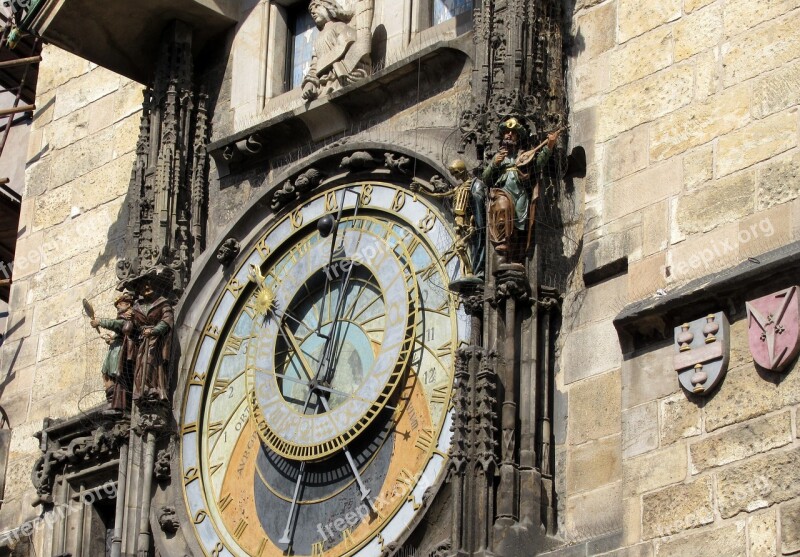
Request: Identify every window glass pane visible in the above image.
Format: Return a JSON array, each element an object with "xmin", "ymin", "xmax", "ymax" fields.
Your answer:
[
  {"xmin": 433, "ymin": 0, "xmax": 473, "ymax": 26},
  {"xmin": 291, "ymin": 10, "xmax": 318, "ymax": 90}
]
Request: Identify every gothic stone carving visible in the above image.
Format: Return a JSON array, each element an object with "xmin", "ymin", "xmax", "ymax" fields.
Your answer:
[
  {"xmin": 134, "ymin": 399, "xmax": 172, "ymax": 435},
  {"xmin": 340, "ymin": 151, "xmax": 380, "ymax": 170},
  {"xmin": 117, "ymin": 22, "xmax": 209, "ymax": 293},
  {"xmin": 31, "ymin": 421, "xmax": 128, "ymax": 504},
  {"xmin": 495, "ymin": 263, "xmax": 531, "ymax": 303},
  {"xmin": 383, "ymin": 152, "xmax": 411, "ymax": 174},
  {"xmin": 673, "ymin": 312, "xmax": 730, "ymax": 395},
  {"xmin": 746, "ymin": 286, "xmax": 800, "ymax": 372},
  {"xmin": 158, "ymin": 506, "xmax": 180, "ymax": 534},
  {"xmin": 270, "ymin": 168, "xmax": 325, "ymax": 210},
  {"xmin": 216, "ymin": 238, "xmax": 241, "ymax": 266},
  {"xmin": 155, "ymin": 448, "xmax": 172, "ymax": 482},
  {"xmin": 302, "ymin": 0, "xmax": 374, "ymax": 101}
]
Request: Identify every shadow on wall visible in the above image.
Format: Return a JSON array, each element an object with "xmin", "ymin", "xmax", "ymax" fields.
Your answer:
[
  {"xmin": 563, "ymin": 0, "xmax": 585, "ymax": 59},
  {"xmin": 89, "ymin": 197, "xmax": 129, "ymax": 279}
]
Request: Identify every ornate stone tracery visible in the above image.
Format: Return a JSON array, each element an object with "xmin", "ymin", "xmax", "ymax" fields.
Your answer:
[{"xmin": 117, "ymin": 21, "xmax": 210, "ymax": 293}]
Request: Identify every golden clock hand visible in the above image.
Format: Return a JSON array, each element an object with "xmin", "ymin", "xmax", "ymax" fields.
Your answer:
[
  {"xmin": 276, "ymin": 320, "xmax": 324, "ymax": 416},
  {"xmin": 279, "ymin": 322, "xmax": 315, "ymax": 383},
  {"xmin": 316, "ymin": 186, "xmax": 360, "ymax": 338}
]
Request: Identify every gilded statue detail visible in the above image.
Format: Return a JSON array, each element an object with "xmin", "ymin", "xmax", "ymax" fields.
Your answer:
[
  {"xmin": 412, "ymin": 161, "xmax": 486, "ymax": 290},
  {"xmin": 302, "ymin": 0, "xmax": 374, "ymax": 101}
]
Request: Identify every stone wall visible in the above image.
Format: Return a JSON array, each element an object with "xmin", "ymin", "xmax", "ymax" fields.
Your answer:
[
  {"xmin": 558, "ymin": 0, "xmax": 800, "ymax": 553},
  {"xmin": 613, "ymin": 320, "xmax": 800, "ymax": 556},
  {"xmin": 0, "ymin": 44, "xmax": 143, "ymax": 531}
]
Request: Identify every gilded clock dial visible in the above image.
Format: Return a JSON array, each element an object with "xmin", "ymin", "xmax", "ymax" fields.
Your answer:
[
  {"xmin": 246, "ymin": 225, "xmax": 417, "ymax": 461},
  {"xmin": 180, "ymin": 183, "xmax": 470, "ymax": 557}
]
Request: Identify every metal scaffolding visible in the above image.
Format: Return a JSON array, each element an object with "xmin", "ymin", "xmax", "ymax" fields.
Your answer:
[{"xmin": 0, "ymin": 10, "xmax": 39, "ymax": 301}]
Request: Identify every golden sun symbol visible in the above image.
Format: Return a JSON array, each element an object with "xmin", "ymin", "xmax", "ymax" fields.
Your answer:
[{"xmin": 248, "ymin": 264, "xmax": 276, "ymax": 318}]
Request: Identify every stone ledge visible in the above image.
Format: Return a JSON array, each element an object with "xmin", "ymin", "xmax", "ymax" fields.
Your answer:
[
  {"xmin": 207, "ymin": 41, "xmax": 470, "ymax": 177},
  {"xmin": 614, "ymin": 241, "xmax": 800, "ymax": 348}
]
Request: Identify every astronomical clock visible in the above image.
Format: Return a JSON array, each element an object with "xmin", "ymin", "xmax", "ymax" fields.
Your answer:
[{"xmin": 178, "ymin": 171, "xmax": 469, "ymax": 556}]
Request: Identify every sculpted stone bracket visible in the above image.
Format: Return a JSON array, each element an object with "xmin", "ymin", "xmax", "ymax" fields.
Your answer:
[
  {"xmin": 673, "ymin": 312, "xmax": 730, "ymax": 396},
  {"xmin": 263, "ymin": 148, "xmax": 451, "ymax": 214},
  {"xmin": 746, "ymin": 286, "xmax": 800, "ymax": 372},
  {"xmin": 31, "ymin": 414, "xmax": 129, "ymax": 505}
]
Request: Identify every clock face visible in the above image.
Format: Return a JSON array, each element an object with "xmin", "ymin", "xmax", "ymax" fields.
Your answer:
[{"xmin": 180, "ymin": 182, "xmax": 470, "ymax": 557}]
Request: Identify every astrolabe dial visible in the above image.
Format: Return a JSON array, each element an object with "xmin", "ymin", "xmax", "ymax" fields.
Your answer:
[
  {"xmin": 180, "ymin": 183, "xmax": 470, "ymax": 557},
  {"xmin": 245, "ymin": 225, "xmax": 417, "ymax": 462}
]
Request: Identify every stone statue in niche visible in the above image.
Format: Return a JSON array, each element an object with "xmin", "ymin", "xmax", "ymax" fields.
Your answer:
[
  {"xmin": 482, "ymin": 117, "xmax": 561, "ymax": 260},
  {"xmin": 88, "ymin": 293, "xmax": 137, "ymax": 414},
  {"xmin": 119, "ymin": 266, "xmax": 176, "ymax": 405},
  {"xmin": 302, "ymin": 0, "xmax": 374, "ymax": 101}
]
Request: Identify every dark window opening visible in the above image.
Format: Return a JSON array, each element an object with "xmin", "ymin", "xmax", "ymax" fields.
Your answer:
[{"xmin": 286, "ymin": 5, "xmax": 318, "ymax": 91}]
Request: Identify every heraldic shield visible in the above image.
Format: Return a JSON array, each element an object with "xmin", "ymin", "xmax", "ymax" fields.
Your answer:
[
  {"xmin": 673, "ymin": 312, "xmax": 730, "ymax": 395},
  {"xmin": 746, "ymin": 286, "xmax": 800, "ymax": 372}
]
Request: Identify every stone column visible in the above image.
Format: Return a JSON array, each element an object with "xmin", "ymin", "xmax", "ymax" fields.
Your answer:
[
  {"xmin": 494, "ymin": 263, "xmax": 528, "ymax": 525},
  {"xmin": 538, "ymin": 288, "xmax": 560, "ymax": 535},
  {"xmin": 111, "ymin": 439, "xmax": 130, "ymax": 557},
  {"xmin": 123, "ymin": 402, "xmax": 169, "ymax": 557}
]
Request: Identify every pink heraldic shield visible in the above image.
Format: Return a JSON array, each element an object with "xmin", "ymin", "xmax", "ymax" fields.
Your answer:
[{"xmin": 746, "ymin": 286, "xmax": 800, "ymax": 372}]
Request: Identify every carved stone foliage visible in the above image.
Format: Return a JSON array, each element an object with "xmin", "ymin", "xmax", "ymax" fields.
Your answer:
[
  {"xmin": 495, "ymin": 263, "xmax": 531, "ymax": 303},
  {"xmin": 448, "ymin": 348, "xmax": 475, "ymax": 477},
  {"xmin": 134, "ymin": 399, "xmax": 172, "ymax": 435},
  {"xmin": 301, "ymin": 0, "xmax": 375, "ymax": 101},
  {"xmin": 475, "ymin": 350, "xmax": 499, "ymax": 470},
  {"xmin": 673, "ymin": 312, "xmax": 730, "ymax": 396},
  {"xmin": 31, "ymin": 420, "xmax": 129, "ymax": 504},
  {"xmin": 117, "ymin": 22, "xmax": 210, "ymax": 294},
  {"xmin": 447, "ymin": 347, "xmax": 497, "ymax": 471}
]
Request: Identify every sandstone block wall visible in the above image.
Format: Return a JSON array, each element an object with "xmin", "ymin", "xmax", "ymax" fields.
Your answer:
[
  {"xmin": 560, "ymin": 0, "xmax": 800, "ymax": 553},
  {"xmin": 0, "ymin": 44, "xmax": 143, "ymax": 531}
]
